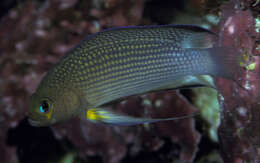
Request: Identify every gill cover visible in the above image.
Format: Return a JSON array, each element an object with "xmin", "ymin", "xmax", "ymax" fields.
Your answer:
[{"xmin": 28, "ymin": 87, "xmax": 81, "ymax": 126}]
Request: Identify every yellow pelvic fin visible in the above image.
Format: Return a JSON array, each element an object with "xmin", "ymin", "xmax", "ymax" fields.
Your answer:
[{"xmin": 86, "ymin": 108, "xmax": 110, "ymax": 121}]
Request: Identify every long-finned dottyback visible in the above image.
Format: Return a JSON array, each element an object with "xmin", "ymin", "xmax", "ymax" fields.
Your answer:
[{"xmin": 28, "ymin": 24, "xmax": 240, "ymax": 127}]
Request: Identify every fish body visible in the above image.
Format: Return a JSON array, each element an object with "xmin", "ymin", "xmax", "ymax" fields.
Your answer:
[{"xmin": 28, "ymin": 25, "xmax": 239, "ymax": 126}]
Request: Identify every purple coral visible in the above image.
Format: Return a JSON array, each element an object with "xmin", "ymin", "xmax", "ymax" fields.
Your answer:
[{"xmin": 215, "ymin": 0, "xmax": 260, "ymax": 162}]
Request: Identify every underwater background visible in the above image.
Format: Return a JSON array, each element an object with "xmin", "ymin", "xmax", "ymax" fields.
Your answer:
[{"xmin": 0, "ymin": 0, "xmax": 260, "ymax": 163}]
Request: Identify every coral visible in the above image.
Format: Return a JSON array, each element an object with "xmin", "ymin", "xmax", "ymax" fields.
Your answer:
[
  {"xmin": 196, "ymin": 150, "xmax": 223, "ymax": 163},
  {"xmin": 215, "ymin": 0, "xmax": 260, "ymax": 162},
  {"xmin": 192, "ymin": 77, "xmax": 220, "ymax": 142}
]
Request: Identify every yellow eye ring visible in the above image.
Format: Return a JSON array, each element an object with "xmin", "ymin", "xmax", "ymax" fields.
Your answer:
[
  {"xmin": 39, "ymin": 98, "xmax": 54, "ymax": 120},
  {"xmin": 40, "ymin": 100, "xmax": 50, "ymax": 113}
]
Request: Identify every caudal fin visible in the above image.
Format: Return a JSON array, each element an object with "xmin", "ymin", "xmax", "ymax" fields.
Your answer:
[
  {"xmin": 206, "ymin": 46, "xmax": 258, "ymax": 95},
  {"xmin": 208, "ymin": 46, "xmax": 242, "ymax": 81}
]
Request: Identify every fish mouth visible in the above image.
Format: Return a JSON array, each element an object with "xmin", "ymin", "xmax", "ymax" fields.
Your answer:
[{"xmin": 28, "ymin": 118, "xmax": 41, "ymax": 127}]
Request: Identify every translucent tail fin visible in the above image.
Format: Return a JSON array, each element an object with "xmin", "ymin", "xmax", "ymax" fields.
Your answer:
[
  {"xmin": 208, "ymin": 47, "xmax": 242, "ymax": 81},
  {"xmin": 208, "ymin": 47, "xmax": 256, "ymax": 95}
]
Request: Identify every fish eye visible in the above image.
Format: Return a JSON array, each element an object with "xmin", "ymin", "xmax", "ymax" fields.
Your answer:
[{"xmin": 39, "ymin": 100, "xmax": 50, "ymax": 113}]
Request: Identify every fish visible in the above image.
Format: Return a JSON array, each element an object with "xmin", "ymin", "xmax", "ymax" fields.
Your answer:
[{"xmin": 28, "ymin": 24, "xmax": 240, "ymax": 127}]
